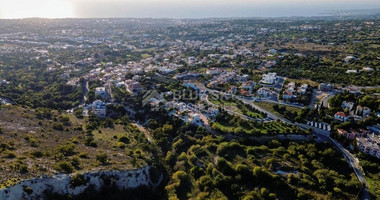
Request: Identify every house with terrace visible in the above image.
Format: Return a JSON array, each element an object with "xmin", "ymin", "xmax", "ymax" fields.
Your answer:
[
  {"xmin": 356, "ymin": 134, "xmax": 380, "ymax": 159},
  {"xmin": 125, "ymin": 80, "xmax": 143, "ymax": 95},
  {"xmin": 355, "ymin": 106, "xmax": 371, "ymax": 118},
  {"xmin": 337, "ymin": 128, "xmax": 368, "ymax": 140},
  {"xmin": 341, "ymin": 101, "xmax": 355, "ymax": 111},
  {"xmin": 334, "ymin": 112, "xmax": 348, "ymax": 122},
  {"xmin": 240, "ymin": 81, "xmax": 256, "ymax": 91},
  {"xmin": 95, "ymin": 87, "xmax": 108, "ymax": 99},
  {"xmin": 257, "ymin": 87, "xmax": 272, "ymax": 98}
]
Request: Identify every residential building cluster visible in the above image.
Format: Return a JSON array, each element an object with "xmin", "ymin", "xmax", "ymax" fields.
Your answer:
[
  {"xmin": 356, "ymin": 134, "xmax": 380, "ymax": 159},
  {"xmin": 260, "ymin": 73, "xmax": 278, "ymax": 85},
  {"xmin": 334, "ymin": 101, "xmax": 372, "ymax": 122}
]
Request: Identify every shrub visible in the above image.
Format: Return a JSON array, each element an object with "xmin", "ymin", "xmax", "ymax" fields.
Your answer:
[
  {"xmin": 235, "ymin": 164, "xmax": 251, "ymax": 178},
  {"xmin": 74, "ymin": 109, "xmax": 84, "ymax": 119},
  {"xmin": 53, "ymin": 123, "xmax": 64, "ymax": 131},
  {"xmin": 54, "ymin": 161, "xmax": 74, "ymax": 173},
  {"xmin": 96, "ymin": 152, "xmax": 108, "ymax": 165},
  {"xmin": 55, "ymin": 143, "xmax": 76, "ymax": 156},
  {"xmin": 23, "ymin": 186, "xmax": 33, "ymax": 195},
  {"xmin": 60, "ymin": 116, "xmax": 71, "ymax": 126},
  {"xmin": 190, "ymin": 166, "xmax": 205, "ymax": 179},
  {"xmin": 78, "ymin": 152, "xmax": 89, "ymax": 159},
  {"xmin": 85, "ymin": 136, "xmax": 97, "ymax": 147},
  {"xmin": 71, "ymin": 156, "xmax": 81, "ymax": 169},
  {"xmin": 19, "ymin": 165, "xmax": 28, "ymax": 174},
  {"xmin": 3, "ymin": 150, "xmax": 16, "ymax": 159},
  {"xmin": 102, "ymin": 118, "xmax": 114, "ymax": 128},
  {"xmin": 10, "ymin": 161, "xmax": 28, "ymax": 173},
  {"xmin": 216, "ymin": 157, "xmax": 234, "ymax": 176},
  {"xmin": 197, "ymin": 175, "xmax": 213, "ymax": 192},
  {"xmin": 73, "ymin": 126, "xmax": 83, "ymax": 131},
  {"xmin": 29, "ymin": 138, "xmax": 39, "ymax": 147},
  {"xmin": 133, "ymin": 149, "xmax": 144, "ymax": 158},
  {"xmin": 117, "ymin": 142, "xmax": 126, "ymax": 149},
  {"xmin": 118, "ymin": 135, "xmax": 130, "ymax": 144},
  {"xmin": 71, "ymin": 138, "xmax": 79, "ymax": 144},
  {"xmin": 70, "ymin": 174, "xmax": 87, "ymax": 187},
  {"xmin": 30, "ymin": 151, "xmax": 43, "ymax": 158}
]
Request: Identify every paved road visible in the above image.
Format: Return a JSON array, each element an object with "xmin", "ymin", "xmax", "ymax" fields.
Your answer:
[
  {"xmin": 347, "ymin": 86, "xmax": 380, "ymax": 90},
  {"xmin": 106, "ymin": 82, "xmax": 115, "ymax": 103},
  {"xmin": 238, "ymin": 97, "xmax": 294, "ymax": 124},
  {"xmin": 309, "ymin": 89, "xmax": 320, "ymax": 109},
  {"xmin": 321, "ymin": 91, "xmax": 338, "ymax": 108},
  {"xmin": 197, "ymin": 121, "xmax": 220, "ymax": 137},
  {"xmin": 201, "ymin": 85, "xmax": 294, "ymax": 124},
  {"xmin": 261, "ymin": 99, "xmax": 304, "ymax": 109},
  {"xmin": 203, "ymin": 95, "xmax": 263, "ymax": 123},
  {"xmin": 246, "ymin": 134, "xmax": 313, "ymax": 142},
  {"xmin": 79, "ymin": 80, "xmax": 89, "ymax": 106},
  {"xmin": 328, "ymin": 137, "xmax": 369, "ymax": 200}
]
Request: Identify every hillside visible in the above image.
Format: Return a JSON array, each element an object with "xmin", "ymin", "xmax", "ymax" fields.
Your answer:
[{"xmin": 0, "ymin": 106, "xmax": 153, "ymax": 189}]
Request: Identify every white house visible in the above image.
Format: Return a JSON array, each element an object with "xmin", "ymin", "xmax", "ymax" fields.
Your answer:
[
  {"xmin": 268, "ymin": 49, "xmax": 278, "ymax": 54},
  {"xmin": 257, "ymin": 87, "xmax": 272, "ymax": 98},
  {"xmin": 126, "ymin": 80, "xmax": 143, "ymax": 95},
  {"xmin": 356, "ymin": 134, "xmax": 380, "ymax": 159},
  {"xmin": 334, "ymin": 112, "xmax": 348, "ymax": 122},
  {"xmin": 0, "ymin": 79, "xmax": 10, "ymax": 85},
  {"xmin": 318, "ymin": 83, "xmax": 334, "ymax": 91},
  {"xmin": 206, "ymin": 68, "xmax": 221, "ymax": 75},
  {"xmin": 283, "ymin": 91, "xmax": 294, "ymax": 100},
  {"xmin": 344, "ymin": 56, "xmax": 356, "ymax": 63},
  {"xmin": 116, "ymin": 82, "xmax": 125, "ymax": 88},
  {"xmin": 362, "ymin": 67, "xmax": 374, "ymax": 72},
  {"xmin": 260, "ymin": 73, "xmax": 277, "ymax": 85},
  {"xmin": 91, "ymin": 100, "xmax": 107, "ymax": 118},
  {"xmin": 241, "ymin": 81, "xmax": 256, "ymax": 91},
  {"xmin": 341, "ymin": 101, "xmax": 354, "ymax": 111},
  {"xmin": 204, "ymin": 107, "xmax": 219, "ymax": 118},
  {"xmin": 298, "ymin": 84, "xmax": 308, "ymax": 95},
  {"xmin": 346, "ymin": 69, "xmax": 358, "ymax": 74},
  {"xmin": 183, "ymin": 81, "xmax": 199, "ymax": 90},
  {"xmin": 356, "ymin": 106, "xmax": 371, "ymax": 118},
  {"xmin": 191, "ymin": 113, "xmax": 201, "ymax": 124},
  {"xmin": 131, "ymin": 68, "xmax": 144, "ymax": 75},
  {"xmin": 95, "ymin": 87, "xmax": 107, "ymax": 99}
]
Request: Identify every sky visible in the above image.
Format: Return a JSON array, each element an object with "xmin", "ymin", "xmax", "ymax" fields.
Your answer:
[{"xmin": 0, "ymin": 0, "xmax": 379, "ymax": 19}]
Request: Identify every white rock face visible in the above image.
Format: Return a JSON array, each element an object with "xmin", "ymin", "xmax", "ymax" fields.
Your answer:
[{"xmin": 0, "ymin": 166, "xmax": 163, "ymax": 200}]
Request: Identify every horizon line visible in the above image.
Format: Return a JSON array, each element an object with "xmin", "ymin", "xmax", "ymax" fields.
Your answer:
[{"xmin": 0, "ymin": 13, "xmax": 379, "ymax": 20}]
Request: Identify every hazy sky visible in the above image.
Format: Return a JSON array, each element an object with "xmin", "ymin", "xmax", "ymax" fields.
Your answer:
[{"xmin": 0, "ymin": 0, "xmax": 379, "ymax": 19}]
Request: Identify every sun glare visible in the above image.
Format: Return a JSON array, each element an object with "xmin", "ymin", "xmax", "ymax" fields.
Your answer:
[{"xmin": 1, "ymin": 0, "xmax": 73, "ymax": 19}]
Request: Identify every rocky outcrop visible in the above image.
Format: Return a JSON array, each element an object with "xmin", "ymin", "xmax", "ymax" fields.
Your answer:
[{"xmin": 0, "ymin": 166, "xmax": 163, "ymax": 200}]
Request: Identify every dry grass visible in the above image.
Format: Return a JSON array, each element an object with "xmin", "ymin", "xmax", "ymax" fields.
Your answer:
[{"xmin": 0, "ymin": 106, "xmax": 150, "ymax": 187}]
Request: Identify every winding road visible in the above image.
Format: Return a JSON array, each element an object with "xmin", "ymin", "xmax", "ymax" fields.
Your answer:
[
  {"xmin": 80, "ymin": 80, "xmax": 89, "ymax": 106},
  {"xmin": 200, "ymin": 85, "xmax": 370, "ymax": 200},
  {"xmin": 320, "ymin": 90, "xmax": 338, "ymax": 108},
  {"xmin": 203, "ymin": 95, "xmax": 263, "ymax": 123}
]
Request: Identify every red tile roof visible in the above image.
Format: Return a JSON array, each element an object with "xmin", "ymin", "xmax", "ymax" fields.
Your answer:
[
  {"xmin": 337, "ymin": 129, "xmax": 348, "ymax": 134},
  {"xmin": 335, "ymin": 112, "xmax": 347, "ymax": 118}
]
